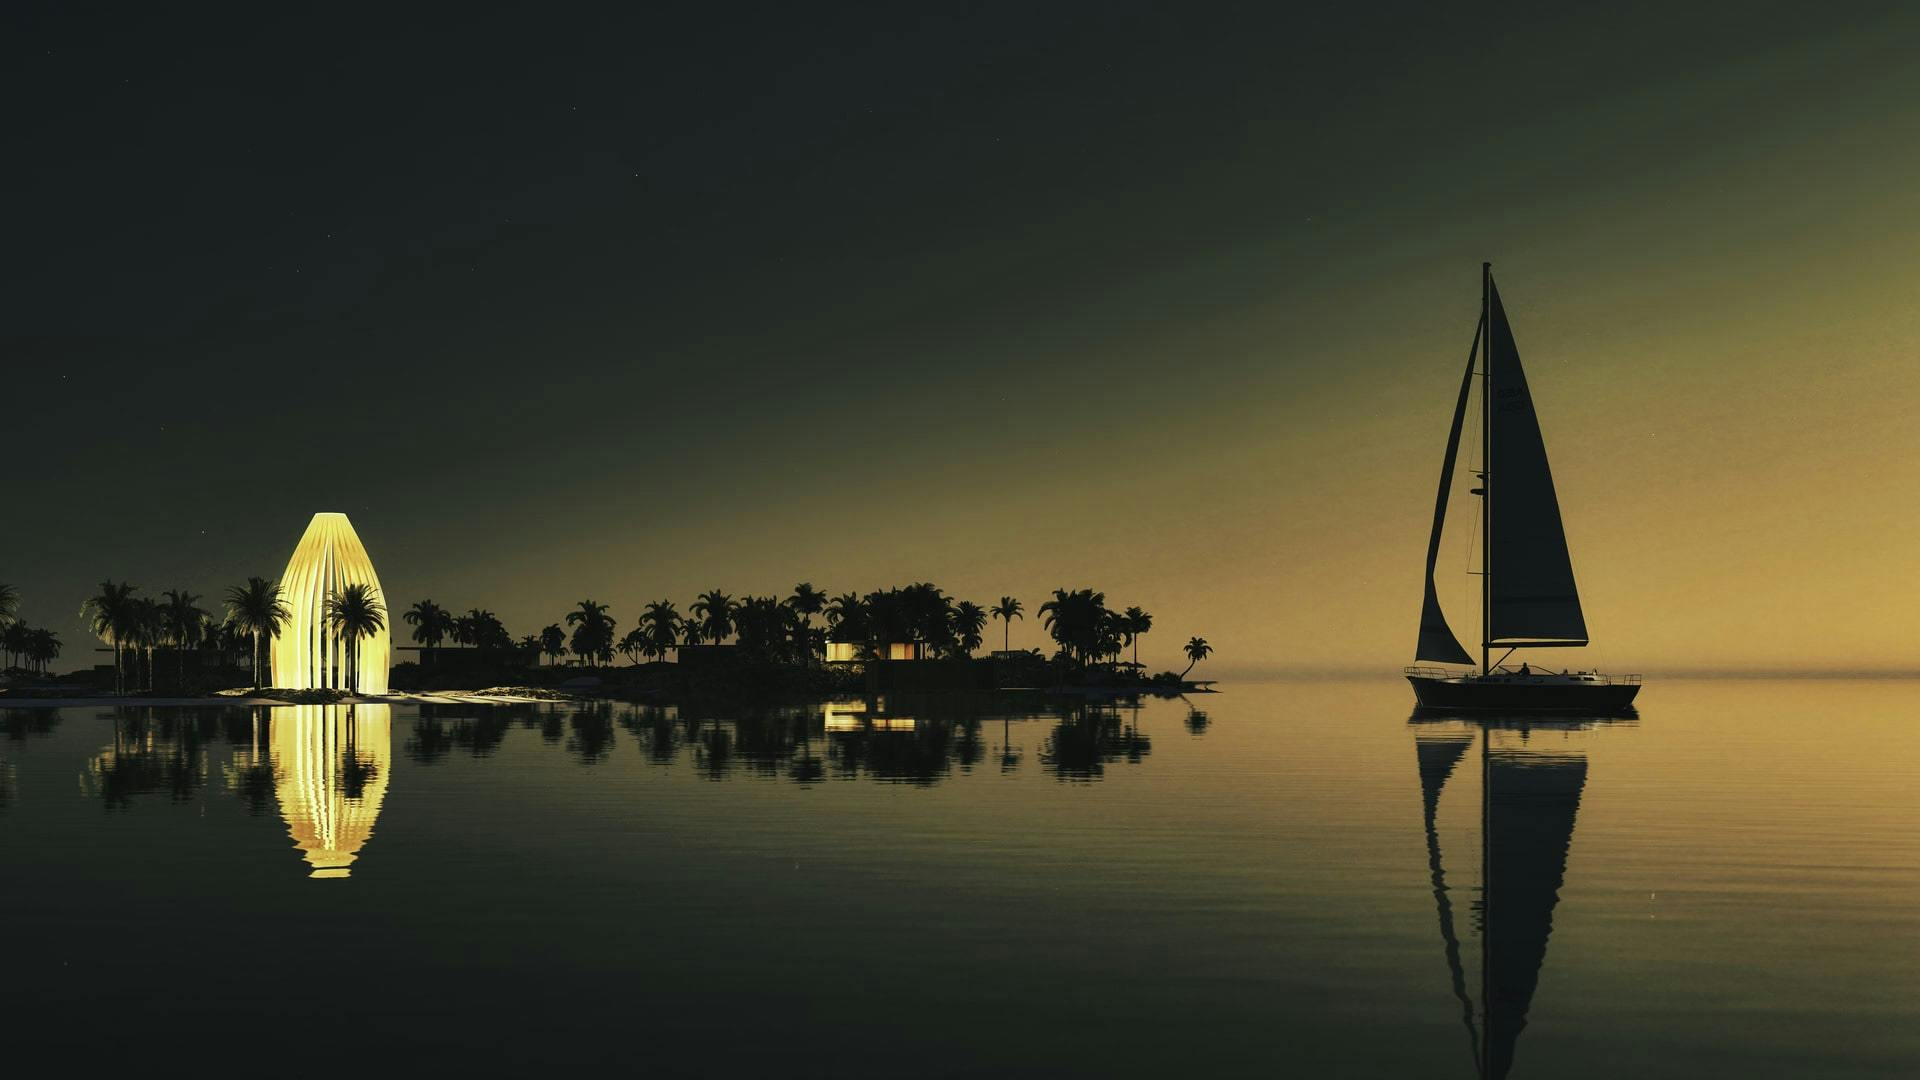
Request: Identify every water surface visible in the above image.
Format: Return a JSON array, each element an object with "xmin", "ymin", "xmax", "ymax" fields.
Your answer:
[{"xmin": 2, "ymin": 680, "xmax": 1915, "ymax": 1077}]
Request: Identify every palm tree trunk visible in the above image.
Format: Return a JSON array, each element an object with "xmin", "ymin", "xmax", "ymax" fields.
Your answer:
[{"xmin": 1180, "ymin": 659, "xmax": 1196, "ymax": 679}]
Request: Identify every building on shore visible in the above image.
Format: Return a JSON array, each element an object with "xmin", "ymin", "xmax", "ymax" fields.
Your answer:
[
  {"xmin": 270, "ymin": 512, "xmax": 391, "ymax": 694},
  {"xmin": 825, "ymin": 641, "xmax": 934, "ymax": 662}
]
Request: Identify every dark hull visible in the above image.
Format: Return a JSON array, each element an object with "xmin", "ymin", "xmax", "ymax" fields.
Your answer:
[{"xmin": 1407, "ymin": 675, "xmax": 1639, "ymax": 714}]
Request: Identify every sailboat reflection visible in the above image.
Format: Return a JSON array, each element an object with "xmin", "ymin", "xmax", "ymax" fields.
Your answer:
[
  {"xmin": 1414, "ymin": 715, "xmax": 1617, "ymax": 1079},
  {"xmin": 271, "ymin": 704, "xmax": 391, "ymax": 879}
]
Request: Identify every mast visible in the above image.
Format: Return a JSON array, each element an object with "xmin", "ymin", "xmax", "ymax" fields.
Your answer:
[
  {"xmin": 1479, "ymin": 722, "xmax": 1491, "ymax": 1078},
  {"xmin": 1481, "ymin": 262, "xmax": 1492, "ymax": 676}
]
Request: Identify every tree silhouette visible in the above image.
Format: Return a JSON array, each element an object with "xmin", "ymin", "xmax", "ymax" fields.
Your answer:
[
  {"xmin": 223, "ymin": 577, "xmax": 290, "ymax": 691},
  {"xmin": 788, "ymin": 583, "xmax": 825, "ymax": 664},
  {"xmin": 951, "ymin": 600, "xmax": 987, "ymax": 657},
  {"xmin": 82, "ymin": 580, "xmax": 141, "ymax": 694},
  {"xmin": 1181, "ymin": 636, "xmax": 1212, "ymax": 679},
  {"xmin": 691, "ymin": 591, "xmax": 736, "ymax": 646},
  {"xmin": 641, "ymin": 601, "xmax": 682, "ymax": 663},
  {"xmin": 27, "ymin": 627, "xmax": 60, "ymax": 673},
  {"xmin": 1039, "ymin": 588, "xmax": 1109, "ymax": 667},
  {"xmin": 540, "ymin": 623, "xmax": 567, "ymax": 666},
  {"xmin": 566, "ymin": 600, "xmax": 616, "ymax": 666},
  {"xmin": 161, "ymin": 589, "xmax": 209, "ymax": 688},
  {"xmin": 1123, "ymin": 606, "xmax": 1152, "ymax": 668},
  {"xmin": 617, "ymin": 624, "xmax": 647, "ymax": 665},
  {"xmin": 323, "ymin": 584, "xmax": 387, "ymax": 694},
  {"xmin": 402, "ymin": 600, "xmax": 455, "ymax": 663},
  {"xmin": 990, "ymin": 596, "xmax": 1022, "ymax": 653}
]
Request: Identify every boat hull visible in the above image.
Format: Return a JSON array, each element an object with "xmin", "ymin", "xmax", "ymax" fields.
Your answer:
[{"xmin": 1407, "ymin": 674, "xmax": 1639, "ymax": 714}]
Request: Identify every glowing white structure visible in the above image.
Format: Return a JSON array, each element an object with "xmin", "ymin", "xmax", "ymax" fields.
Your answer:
[
  {"xmin": 273, "ymin": 704, "xmax": 392, "ymax": 878},
  {"xmin": 271, "ymin": 512, "xmax": 391, "ymax": 694}
]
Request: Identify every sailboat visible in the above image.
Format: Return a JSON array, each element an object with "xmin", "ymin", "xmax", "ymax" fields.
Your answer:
[{"xmin": 1407, "ymin": 264, "xmax": 1640, "ymax": 712}]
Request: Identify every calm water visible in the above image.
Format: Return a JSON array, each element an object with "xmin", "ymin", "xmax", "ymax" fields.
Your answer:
[{"xmin": 2, "ymin": 680, "xmax": 1916, "ymax": 1077}]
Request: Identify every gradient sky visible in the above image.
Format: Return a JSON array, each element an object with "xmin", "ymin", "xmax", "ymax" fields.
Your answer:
[{"xmin": 5, "ymin": 3, "xmax": 1917, "ymax": 673}]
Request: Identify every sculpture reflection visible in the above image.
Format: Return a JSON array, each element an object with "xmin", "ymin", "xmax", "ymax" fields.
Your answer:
[
  {"xmin": 1414, "ymin": 716, "xmax": 1613, "ymax": 1079},
  {"xmin": 271, "ymin": 704, "xmax": 391, "ymax": 879}
]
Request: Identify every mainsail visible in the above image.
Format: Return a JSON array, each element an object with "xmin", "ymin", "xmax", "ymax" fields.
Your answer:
[{"xmin": 1485, "ymin": 280, "xmax": 1588, "ymax": 645}]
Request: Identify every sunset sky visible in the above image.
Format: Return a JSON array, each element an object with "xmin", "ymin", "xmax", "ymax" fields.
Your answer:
[{"xmin": 7, "ymin": 3, "xmax": 1917, "ymax": 673}]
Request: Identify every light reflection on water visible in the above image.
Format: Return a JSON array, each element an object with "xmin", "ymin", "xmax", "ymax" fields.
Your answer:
[{"xmin": 2, "ymin": 679, "xmax": 1917, "ymax": 1077}]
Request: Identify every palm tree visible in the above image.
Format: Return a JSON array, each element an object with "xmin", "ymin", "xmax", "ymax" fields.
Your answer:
[
  {"xmin": 161, "ymin": 589, "xmax": 209, "ymax": 688},
  {"xmin": 27, "ymin": 628, "xmax": 60, "ymax": 674},
  {"xmin": 223, "ymin": 577, "xmax": 291, "ymax": 691},
  {"xmin": 323, "ymin": 584, "xmax": 387, "ymax": 694},
  {"xmin": 2, "ymin": 622, "xmax": 27, "ymax": 670},
  {"xmin": 617, "ymin": 625, "xmax": 648, "ymax": 665},
  {"xmin": 641, "ymin": 601, "xmax": 682, "ymax": 663},
  {"xmin": 82, "ymin": 580, "xmax": 140, "ymax": 694},
  {"xmin": 1123, "ymin": 606, "xmax": 1152, "ymax": 668},
  {"xmin": 128, "ymin": 596, "xmax": 162, "ymax": 692},
  {"xmin": 788, "ymin": 583, "xmax": 825, "ymax": 665},
  {"xmin": 0, "ymin": 583, "xmax": 17, "ymax": 626},
  {"xmin": 950, "ymin": 600, "xmax": 987, "ymax": 657},
  {"xmin": 566, "ymin": 600, "xmax": 615, "ymax": 667},
  {"xmin": 691, "ymin": 590, "xmax": 735, "ymax": 646},
  {"xmin": 1180, "ymin": 637, "xmax": 1213, "ymax": 679},
  {"xmin": 402, "ymin": 600, "xmax": 454, "ymax": 663},
  {"xmin": 1039, "ymin": 588, "xmax": 1107, "ymax": 667},
  {"xmin": 540, "ymin": 624, "xmax": 567, "ymax": 666},
  {"xmin": 990, "ymin": 596, "xmax": 1023, "ymax": 654}
]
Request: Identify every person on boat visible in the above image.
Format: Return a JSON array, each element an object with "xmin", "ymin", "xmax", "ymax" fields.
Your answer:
[{"xmin": 1519, "ymin": 662, "xmax": 1531, "ymax": 676}]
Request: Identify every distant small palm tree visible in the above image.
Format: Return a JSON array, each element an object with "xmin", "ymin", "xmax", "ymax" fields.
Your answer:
[
  {"xmin": 951, "ymin": 600, "xmax": 988, "ymax": 657},
  {"xmin": 1180, "ymin": 637, "xmax": 1212, "ymax": 679},
  {"xmin": 161, "ymin": 589, "xmax": 209, "ymax": 687},
  {"xmin": 129, "ymin": 596, "xmax": 162, "ymax": 692},
  {"xmin": 2, "ymin": 622, "xmax": 24, "ymax": 670},
  {"xmin": 81, "ymin": 580, "xmax": 140, "ymax": 694},
  {"xmin": 566, "ymin": 599, "xmax": 615, "ymax": 667},
  {"xmin": 402, "ymin": 599, "xmax": 454, "ymax": 658},
  {"xmin": 323, "ymin": 584, "xmax": 387, "ymax": 694},
  {"xmin": 990, "ymin": 596, "xmax": 1023, "ymax": 654},
  {"xmin": 1123, "ymin": 606, "xmax": 1152, "ymax": 668},
  {"xmin": 618, "ymin": 625, "xmax": 647, "ymax": 666},
  {"xmin": 788, "ymin": 583, "xmax": 825, "ymax": 665},
  {"xmin": 691, "ymin": 590, "xmax": 735, "ymax": 646},
  {"xmin": 540, "ymin": 624, "xmax": 566, "ymax": 666},
  {"xmin": 224, "ymin": 577, "xmax": 291, "ymax": 691},
  {"xmin": 641, "ymin": 600, "xmax": 682, "ymax": 663},
  {"xmin": 27, "ymin": 627, "xmax": 60, "ymax": 674}
]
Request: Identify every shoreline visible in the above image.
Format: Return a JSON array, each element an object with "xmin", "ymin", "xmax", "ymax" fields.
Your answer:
[{"xmin": 0, "ymin": 681, "xmax": 1217, "ymax": 710}]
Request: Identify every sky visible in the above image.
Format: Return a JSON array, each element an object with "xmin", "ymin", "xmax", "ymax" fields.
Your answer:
[{"xmin": 4, "ymin": 2, "xmax": 1917, "ymax": 674}]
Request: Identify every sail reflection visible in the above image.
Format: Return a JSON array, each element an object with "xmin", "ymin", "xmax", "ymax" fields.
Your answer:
[
  {"xmin": 1414, "ymin": 716, "xmax": 1622, "ymax": 1079},
  {"xmin": 271, "ymin": 704, "xmax": 391, "ymax": 879}
]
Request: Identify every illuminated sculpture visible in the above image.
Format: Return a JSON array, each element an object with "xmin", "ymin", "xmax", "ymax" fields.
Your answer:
[
  {"xmin": 272, "ymin": 703, "xmax": 392, "ymax": 878},
  {"xmin": 270, "ymin": 512, "xmax": 391, "ymax": 694}
]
